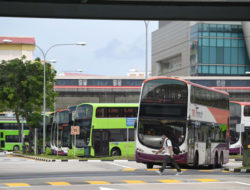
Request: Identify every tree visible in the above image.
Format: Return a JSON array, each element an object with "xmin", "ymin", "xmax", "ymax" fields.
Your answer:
[{"xmin": 0, "ymin": 56, "xmax": 57, "ymax": 152}]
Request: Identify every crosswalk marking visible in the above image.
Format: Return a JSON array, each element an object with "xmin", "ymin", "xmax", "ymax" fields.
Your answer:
[
  {"xmin": 195, "ymin": 179, "xmax": 219, "ymax": 182},
  {"xmin": 122, "ymin": 168, "xmax": 136, "ymax": 171},
  {"xmin": 157, "ymin": 179, "xmax": 181, "ymax": 183},
  {"xmin": 4, "ymin": 183, "xmax": 30, "ymax": 187},
  {"xmin": 173, "ymin": 169, "xmax": 188, "ymax": 171},
  {"xmin": 86, "ymin": 181, "xmax": 111, "ymax": 184},
  {"xmin": 147, "ymin": 169, "xmax": 159, "ymax": 171},
  {"xmin": 123, "ymin": 180, "xmax": 146, "ymax": 184},
  {"xmin": 47, "ymin": 182, "xmax": 71, "ymax": 186}
]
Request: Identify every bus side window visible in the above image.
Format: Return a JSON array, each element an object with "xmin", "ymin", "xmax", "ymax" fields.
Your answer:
[
  {"xmin": 124, "ymin": 108, "xmax": 138, "ymax": 117},
  {"xmin": 0, "ymin": 132, "xmax": 3, "ymax": 138},
  {"xmin": 96, "ymin": 108, "xmax": 105, "ymax": 118}
]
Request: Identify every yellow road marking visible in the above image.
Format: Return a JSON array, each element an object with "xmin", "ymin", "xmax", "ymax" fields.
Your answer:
[
  {"xmin": 122, "ymin": 168, "xmax": 136, "ymax": 171},
  {"xmin": 173, "ymin": 169, "xmax": 187, "ymax": 171},
  {"xmin": 158, "ymin": 180, "xmax": 181, "ymax": 183},
  {"xmin": 222, "ymin": 170, "xmax": 231, "ymax": 173},
  {"xmin": 199, "ymin": 170, "xmax": 214, "ymax": 172},
  {"xmin": 123, "ymin": 180, "xmax": 146, "ymax": 184},
  {"xmin": 47, "ymin": 182, "xmax": 71, "ymax": 186},
  {"xmin": 86, "ymin": 181, "xmax": 111, "ymax": 184},
  {"xmin": 147, "ymin": 169, "xmax": 159, "ymax": 171},
  {"xmin": 4, "ymin": 183, "xmax": 30, "ymax": 187},
  {"xmin": 195, "ymin": 179, "xmax": 219, "ymax": 182}
]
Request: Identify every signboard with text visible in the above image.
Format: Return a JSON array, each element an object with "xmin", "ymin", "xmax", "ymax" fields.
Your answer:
[{"xmin": 71, "ymin": 126, "xmax": 80, "ymax": 135}]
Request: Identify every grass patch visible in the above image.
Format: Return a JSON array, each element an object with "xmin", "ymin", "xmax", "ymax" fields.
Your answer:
[
  {"xmin": 16, "ymin": 152, "xmax": 135, "ymax": 161},
  {"xmin": 238, "ymin": 166, "xmax": 250, "ymax": 169},
  {"xmin": 229, "ymin": 154, "xmax": 243, "ymax": 159}
]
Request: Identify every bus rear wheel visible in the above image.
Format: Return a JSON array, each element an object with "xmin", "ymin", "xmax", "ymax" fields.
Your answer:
[
  {"xmin": 214, "ymin": 152, "xmax": 219, "ymax": 168},
  {"xmin": 146, "ymin": 163, "xmax": 154, "ymax": 169},
  {"xmin": 13, "ymin": 145, "xmax": 20, "ymax": 151},
  {"xmin": 193, "ymin": 152, "xmax": 199, "ymax": 169},
  {"xmin": 218, "ymin": 152, "xmax": 224, "ymax": 168},
  {"xmin": 111, "ymin": 148, "xmax": 121, "ymax": 156}
]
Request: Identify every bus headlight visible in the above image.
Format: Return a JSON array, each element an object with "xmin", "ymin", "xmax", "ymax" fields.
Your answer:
[{"xmin": 136, "ymin": 148, "xmax": 144, "ymax": 153}]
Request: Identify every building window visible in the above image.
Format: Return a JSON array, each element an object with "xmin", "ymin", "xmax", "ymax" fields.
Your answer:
[
  {"xmin": 87, "ymin": 79, "xmax": 113, "ymax": 86},
  {"xmin": 190, "ymin": 23, "xmax": 250, "ymax": 76}
]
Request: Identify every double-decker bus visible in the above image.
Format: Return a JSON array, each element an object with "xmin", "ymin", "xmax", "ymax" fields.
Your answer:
[
  {"xmin": 71, "ymin": 103, "xmax": 138, "ymax": 157},
  {"xmin": 136, "ymin": 77, "xmax": 230, "ymax": 168},
  {"xmin": 229, "ymin": 101, "xmax": 250, "ymax": 154},
  {"xmin": 50, "ymin": 109, "xmax": 69, "ymax": 155},
  {"xmin": 0, "ymin": 116, "xmax": 29, "ymax": 151}
]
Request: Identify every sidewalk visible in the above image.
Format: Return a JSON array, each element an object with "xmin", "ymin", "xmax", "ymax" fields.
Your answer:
[{"xmin": 223, "ymin": 159, "xmax": 250, "ymax": 173}]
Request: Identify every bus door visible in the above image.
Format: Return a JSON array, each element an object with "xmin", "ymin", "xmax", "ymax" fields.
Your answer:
[
  {"xmin": 205, "ymin": 125, "xmax": 212, "ymax": 164},
  {"xmin": 93, "ymin": 130, "xmax": 110, "ymax": 157},
  {"xmin": 187, "ymin": 121, "xmax": 195, "ymax": 164},
  {"xmin": 0, "ymin": 131, "xmax": 4, "ymax": 149}
]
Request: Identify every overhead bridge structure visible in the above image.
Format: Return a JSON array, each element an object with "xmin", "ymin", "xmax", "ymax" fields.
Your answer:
[{"xmin": 0, "ymin": 0, "xmax": 250, "ymax": 20}]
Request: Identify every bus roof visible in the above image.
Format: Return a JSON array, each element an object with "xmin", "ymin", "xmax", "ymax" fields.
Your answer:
[
  {"xmin": 76, "ymin": 103, "xmax": 138, "ymax": 108},
  {"xmin": 55, "ymin": 109, "xmax": 69, "ymax": 113},
  {"xmin": 143, "ymin": 77, "xmax": 229, "ymax": 96},
  {"xmin": 230, "ymin": 101, "xmax": 250, "ymax": 106}
]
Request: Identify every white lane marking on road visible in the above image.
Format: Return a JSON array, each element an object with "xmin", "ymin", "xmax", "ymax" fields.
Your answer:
[
  {"xmin": 99, "ymin": 187, "xmax": 118, "ymax": 190},
  {"xmin": 113, "ymin": 160, "xmax": 128, "ymax": 163},
  {"xmin": 105, "ymin": 162, "xmax": 132, "ymax": 169},
  {"xmin": 234, "ymin": 181, "xmax": 250, "ymax": 186}
]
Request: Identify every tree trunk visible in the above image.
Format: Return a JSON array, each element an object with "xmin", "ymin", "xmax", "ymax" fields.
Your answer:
[
  {"xmin": 14, "ymin": 110, "xmax": 22, "ymax": 147},
  {"xmin": 27, "ymin": 127, "xmax": 34, "ymax": 153}
]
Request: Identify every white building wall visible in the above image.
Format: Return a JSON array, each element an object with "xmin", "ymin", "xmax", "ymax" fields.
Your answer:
[{"xmin": 152, "ymin": 21, "xmax": 191, "ymax": 76}]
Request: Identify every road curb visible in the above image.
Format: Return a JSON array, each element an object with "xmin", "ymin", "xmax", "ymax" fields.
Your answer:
[
  {"xmin": 229, "ymin": 158, "xmax": 243, "ymax": 162},
  {"xmin": 13, "ymin": 153, "xmax": 55, "ymax": 162},
  {"xmin": 12, "ymin": 153, "xmax": 134, "ymax": 162},
  {"xmin": 224, "ymin": 168, "xmax": 250, "ymax": 173}
]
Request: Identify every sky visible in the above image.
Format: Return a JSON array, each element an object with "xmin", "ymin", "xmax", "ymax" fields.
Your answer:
[{"xmin": 0, "ymin": 17, "xmax": 158, "ymax": 76}]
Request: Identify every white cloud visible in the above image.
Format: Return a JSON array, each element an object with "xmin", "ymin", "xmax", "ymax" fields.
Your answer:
[{"xmin": 94, "ymin": 36, "xmax": 144, "ymax": 60}]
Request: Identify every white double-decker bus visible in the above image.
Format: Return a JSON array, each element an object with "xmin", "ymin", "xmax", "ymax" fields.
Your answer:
[
  {"xmin": 136, "ymin": 77, "xmax": 230, "ymax": 168},
  {"xmin": 229, "ymin": 101, "xmax": 250, "ymax": 154}
]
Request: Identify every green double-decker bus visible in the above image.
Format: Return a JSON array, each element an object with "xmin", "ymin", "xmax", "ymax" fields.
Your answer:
[
  {"xmin": 68, "ymin": 103, "xmax": 138, "ymax": 157},
  {"xmin": 0, "ymin": 117, "xmax": 29, "ymax": 151}
]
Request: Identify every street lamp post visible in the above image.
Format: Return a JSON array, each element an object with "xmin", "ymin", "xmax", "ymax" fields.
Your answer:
[
  {"xmin": 35, "ymin": 42, "xmax": 86, "ymax": 153},
  {"xmin": 144, "ymin": 21, "xmax": 150, "ymax": 79}
]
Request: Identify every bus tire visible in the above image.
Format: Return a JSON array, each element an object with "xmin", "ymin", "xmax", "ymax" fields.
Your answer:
[
  {"xmin": 13, "ymin": 145, "xmax": 20, "ymax": 151},
  {"xmin": 193, "ymin": 151, "xmax": 199, "ymax": 169},
  {"xmin": 218, "ymin": 152, "xmax": 224, "ymax": 168},
  {"xmin": 111, "ymin": 148, "xmax": 121, "ymax": 156},
  {"xmin": 146, "ymin": 163, "xmax": 154, "ymax": 169},
  {"xmin": 214, "ymin": 152, "xmax": 219, "ymax": 168}
]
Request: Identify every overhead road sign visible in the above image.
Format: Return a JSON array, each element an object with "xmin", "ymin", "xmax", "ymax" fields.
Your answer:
[{"xmin": 0, "ymin": 0, "xmax": 250, "ymax": 20}]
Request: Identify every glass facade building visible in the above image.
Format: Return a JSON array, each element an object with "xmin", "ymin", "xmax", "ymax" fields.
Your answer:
[{"xmin": 190, "ymin": 23, "xmax": 250, "ymax": 76}]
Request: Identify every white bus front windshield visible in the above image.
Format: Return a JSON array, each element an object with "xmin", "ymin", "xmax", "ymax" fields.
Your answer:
[
  {"xmin": 230, "ymin": 102, "xmax": 241, "ymax": 144},
  {"xmin": 75, "ymin": 105, "xmax": 93, "ymax": 148},
  {"xmin": 138, "ymin": 79, "xmax": 188, "ymax": 149}
]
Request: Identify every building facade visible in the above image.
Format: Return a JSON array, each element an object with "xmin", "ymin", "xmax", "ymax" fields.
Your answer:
[
  {"xmin": 0, "ymin": 36, "xmax": 35, "ymax": 62},
  {"xmin": 54, "ymin": 72, "xmax": 144, "ymax": 109},
  {"xmin": 152, "ymin": 21, "xmax": 250, "ymax": 76}
]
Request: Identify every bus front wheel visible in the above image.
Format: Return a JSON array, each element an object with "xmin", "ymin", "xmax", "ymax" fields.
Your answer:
[
  {"xmin": 111, "ymin": 148, "xmax": 121, "ymax": 156},
  {"xmin": 13, "ymin": 145, "xmax": 20, "ymax": 151},
  {"xmin": 146, "ymin": 163, "xmax": 154, "ymax": 169}
]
